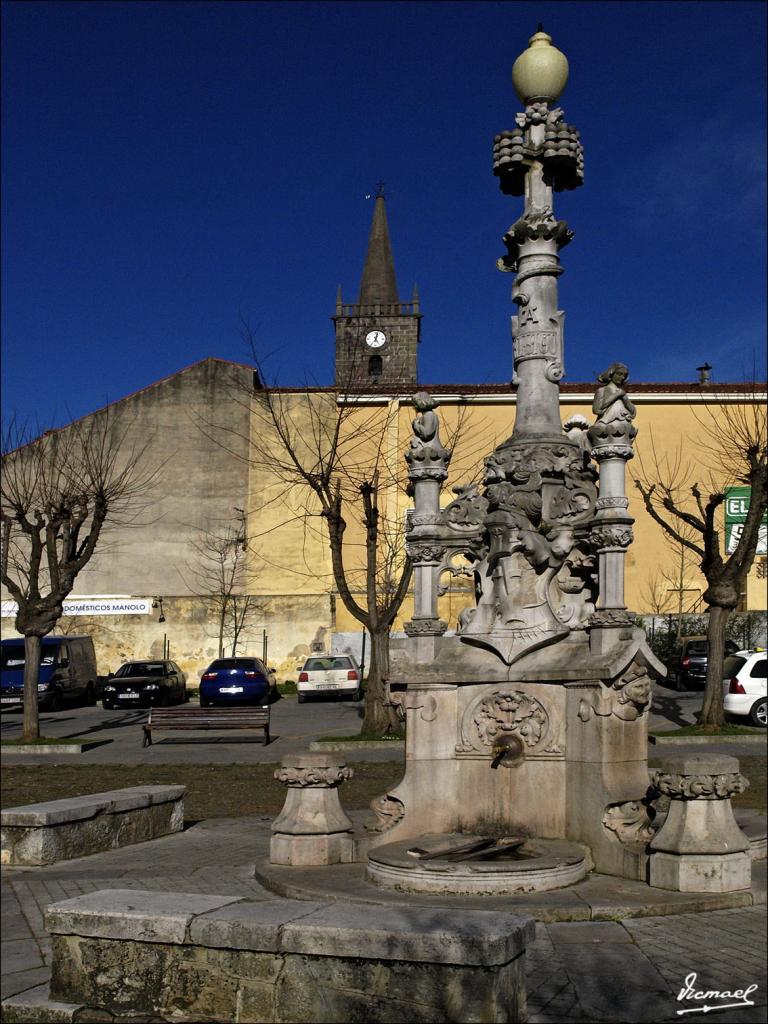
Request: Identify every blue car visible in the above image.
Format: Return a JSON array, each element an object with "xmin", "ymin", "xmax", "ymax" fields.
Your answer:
[{"xmin": 199, "ymin": 657, "xmax": 277, "ymax": 707}]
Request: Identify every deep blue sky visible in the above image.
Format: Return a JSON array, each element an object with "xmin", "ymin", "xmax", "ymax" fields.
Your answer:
[{"xmin": 2, "ymin": 1, "xmax": 766, "ymax": 428}]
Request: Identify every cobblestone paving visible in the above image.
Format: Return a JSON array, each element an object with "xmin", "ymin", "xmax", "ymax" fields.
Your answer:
[{"xmin": 526, "ymin": 924, "xmax": 586, "ymax": 1022}]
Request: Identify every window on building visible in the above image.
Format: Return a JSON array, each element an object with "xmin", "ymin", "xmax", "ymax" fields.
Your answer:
[{"xmin": 368, "ymin": 355, "xmax": 383, "ymax": 377}]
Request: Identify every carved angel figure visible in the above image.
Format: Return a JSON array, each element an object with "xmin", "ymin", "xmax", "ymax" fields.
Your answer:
[
  {"xmin": 589, "ymin": 363, "xmax": 638, "ymax": 447},
  {"xmin": 562, "ymin": 414, "xmax": 592, "ymax": 468},
  {"xmin": 405, "ymin": 391, "xmax": 451, "ymax": 472},
  {"xmin": 592, "ymin": 363, "xmax": 636, "ymax": 425},
  {"xmin": 411, "ymin": 391, "xmax": 440, "ymax": 442}
]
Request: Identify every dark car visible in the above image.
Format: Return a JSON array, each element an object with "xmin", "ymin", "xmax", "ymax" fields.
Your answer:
[
  {"xmin": 667, "ymin": 636, "xmax": 738, "ymax": 691},
  {"xmin": 102, "ymin": 660, "xmax": 187, "ymax": 709},
  {"xmin": 199, "ymin": 657, "xmax": 276, "ymax": 707}
]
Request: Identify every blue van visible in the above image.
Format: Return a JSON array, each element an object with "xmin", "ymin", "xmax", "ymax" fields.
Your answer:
[{"xmin": 0, "ymin": 636, "xmax": 99, "ymax": 711}]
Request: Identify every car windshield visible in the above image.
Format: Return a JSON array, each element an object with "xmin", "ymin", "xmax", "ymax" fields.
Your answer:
[
  {"xmin": 208, "ymin": 659, "xmax": 257, "ymax": 671},
  {"xmin": 116, "ymin": 662, "xmax": 165, "ymax": 677},
  {"xmin": 304, "ymin": 657, "xmax": 353, "ymax": 671},
  {"xmin": 1, "ymin": 645, "xmax": 58, "ymax": 669}
]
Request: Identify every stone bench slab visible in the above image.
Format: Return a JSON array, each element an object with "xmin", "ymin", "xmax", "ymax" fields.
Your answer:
[
  {"xmin": 1, "ymin": 785, "xmax": 185, "ymax": 827},
  {"xmin": 38, "ymin": 889, "xmax": 534, "ymax": 1022},
  {"xmin": 1, "ymin": 786, "xmax": 185, "ymax": 866},
  {"xmin": 46, "ymin": 888, "xmax": 535, "ymax": 965}
]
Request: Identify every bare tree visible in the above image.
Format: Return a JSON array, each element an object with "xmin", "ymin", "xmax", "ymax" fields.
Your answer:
[
  {"xmin": 184, "ymin": 520, "xmax": 264, "ymax": 658},
  {"xmin": 1, "ymin": 412, "xmax": 156, "ymax": 740},
  {"xmin": 210, "ymin": 327, "xmax": 480, "ymax": 735},
  {"xmin": 248, "ymin": 387, "xmax": 412, "ymax": 734},
  {"xmin": 640, "ymin": 569, "xmax": 674, "ymax": 618},
  {"xmin": 634, "ymin": 394, "xmax": 767, "ymax": 725}
]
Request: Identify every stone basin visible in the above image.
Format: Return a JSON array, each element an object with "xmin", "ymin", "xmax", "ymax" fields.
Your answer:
[{"xmin": 367, "ymin": 833, "xmax": 590, "ymax": 895}]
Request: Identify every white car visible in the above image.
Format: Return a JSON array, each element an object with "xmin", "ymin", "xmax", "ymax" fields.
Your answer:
[
  {"xmin": 723, "ymin": 650, "xmax": 767, "ymax": 727},
  {"xmin": 297, "ymin": 655, "xmax": 362, "ymax": 703}
]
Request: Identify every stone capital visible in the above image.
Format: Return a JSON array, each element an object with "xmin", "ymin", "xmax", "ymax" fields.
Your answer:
[
  {"xmin": 404, "ymin": 617, "xmax": 448, "ymax": 637},
  {"xmin": 274, "ymin": 754, "xmax": 353, "ymax": 789},
  {"xmin": 590, "ymin": 442, "xmax": 635, "ymax": 462},
  {"xmin": 406, "ymin": 542, "xmax": 446, "ymax": 563},
  {"xmin": 651, "ymin": 756, "xmax": 749, "ymax": 800},
  {"xmin": 589, "ymin": 524, "xmax": 634, "ymax": 550}
]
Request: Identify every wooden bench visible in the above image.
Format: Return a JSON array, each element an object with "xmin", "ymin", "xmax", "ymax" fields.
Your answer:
[{"xmin": 142, "ymin": 706, "xmax": 270, "ymax": 747}]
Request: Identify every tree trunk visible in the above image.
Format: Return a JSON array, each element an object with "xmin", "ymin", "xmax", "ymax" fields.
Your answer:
[
  {"xmin": 217, "ymin": 601, "xmax": 227, "ymax": 659},
  {"xmin": 22, "ymin": 634, "xmax": 42, "ymax": 742},
  {"xmin": 361, "ymin": 629, "xmax": 401, "ymax": 736},
  {"xmin": 700, "ymin": 605, "xmax": 729, "ymax": 727}
]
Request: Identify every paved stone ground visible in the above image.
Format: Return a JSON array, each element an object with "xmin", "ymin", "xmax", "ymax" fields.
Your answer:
[
  {"xmin": 2, "ymin": 816, "xmax": 766, "ymax": 1023},
  {"xmin": 5, "ymin": 681, "xmax": 763, "ymax": 767}
]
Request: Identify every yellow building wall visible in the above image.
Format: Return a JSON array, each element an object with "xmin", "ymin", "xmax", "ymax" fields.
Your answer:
[{"xmin": 269, "ymin": 390, "xmax": 767, "ymax": 636}]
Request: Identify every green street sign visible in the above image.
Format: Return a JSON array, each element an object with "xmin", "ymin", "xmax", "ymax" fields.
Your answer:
[{"xmin": 725, "ymin": 486, "xmax": 767, "ymax": 555}]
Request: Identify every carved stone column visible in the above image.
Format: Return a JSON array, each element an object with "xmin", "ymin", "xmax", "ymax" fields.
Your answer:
[
  {"xmin": 404, "ymin": 392, "xmax": 452, "ymax": 661},
  {"xmin": 270, "ymin": 753, "xmax": 354, "ymax": 865},
  {"xmin": 649, "ymin": 754, "xmax": 751, "ymax": 892},
  {"xmin": 588, "ymin": 363, "xmax": 637, "ymax": 654}
]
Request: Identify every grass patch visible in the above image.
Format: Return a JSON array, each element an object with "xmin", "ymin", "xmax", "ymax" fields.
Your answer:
[
  {"xmin": 278, "ymin": 681, "xmax": 297, "ymax": 695},
  {"xmin": 0, "ymin": 761, "xmax": 404, "ymax": 821},
  {"xmin": 651, "ymin": 724, "xmax": 765, "ymax": 737},
  {"xmin": 1, "ymin": 736, "xmax": 88, "ymax": 747}
]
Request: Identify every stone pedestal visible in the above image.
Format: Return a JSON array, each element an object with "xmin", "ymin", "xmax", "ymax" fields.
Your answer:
[
  {"xmin": 649, "ymin": 755, "xmax": 751, "ymax": 893},
  {"xmin": 271, "ymin": 754, "xmax": 354, "ymax": 866},
  {"xmin": 373, "ymin": 634, "xmax": 661, "ymax": 883}
]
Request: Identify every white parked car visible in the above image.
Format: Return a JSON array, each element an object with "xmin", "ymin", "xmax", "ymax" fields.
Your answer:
[
  {"xmin": 297, "ymin": 655, "xmax": 362, "ymax": 703},
  {"xmin": 723, "ymin": 650, "xmax": 767, "ymax": 727}
]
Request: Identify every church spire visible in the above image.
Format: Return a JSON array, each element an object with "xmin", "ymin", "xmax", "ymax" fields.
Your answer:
[{"xmin": 358, "ymin": 190, "xmax": 399, "ymax": 305}]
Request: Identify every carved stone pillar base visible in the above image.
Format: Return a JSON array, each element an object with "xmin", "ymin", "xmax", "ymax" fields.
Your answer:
[
  {"xmin": 588, "ymin": 611, "xmax": 635, "ymax": 655},
  {"xmin": 270, "ymin": 753, "xmax": 354, "ymax": 866},
  {"xmin": 270, "ymin": 832, "xmax": 355, "ymax": 867},
  {"xmin": 649, "ymin": 850, "xmax": 751, "ymax": 893},
  {"xmin": 404, "ymin": 619, "xmax": 448, "ymax": 663},
  {"xmin": 649, "ymin": 754, "xmax": 751, "ymax": 893}
]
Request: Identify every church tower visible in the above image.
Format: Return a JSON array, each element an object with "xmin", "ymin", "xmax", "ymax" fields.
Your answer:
[{"xmin": 333, "ymin": 192, "xmax": 420, "ymax": 390}]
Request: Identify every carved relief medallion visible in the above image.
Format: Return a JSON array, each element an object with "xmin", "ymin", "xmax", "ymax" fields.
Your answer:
[{"xmin": 457, "ymin": 689, "xmax": 560, "ymax": 755}]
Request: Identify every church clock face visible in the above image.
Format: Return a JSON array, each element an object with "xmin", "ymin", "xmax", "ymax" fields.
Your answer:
[{"xmin": 365, "ymin": 329, "xmax": 386, "ymax": 349}]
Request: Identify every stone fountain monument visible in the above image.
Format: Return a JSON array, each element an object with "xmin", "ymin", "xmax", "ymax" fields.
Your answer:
[
  {"xmin": 269, "ymin": 28, "xmax": 754, "ymax": 900},
  {"xmin": 363, "ymin": 27, "xmax": 667, "ymax": 892}
]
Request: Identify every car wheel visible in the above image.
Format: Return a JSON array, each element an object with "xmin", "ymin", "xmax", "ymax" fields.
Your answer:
[
  {"xmin": 102, "ymin": 700, "xmax": 113, "ymax": 710},
  {"xmin": 348, "ymin": 688, "xmax": 361, "ymax": 702},
  {"xmin": 749, "ymin": 698, "xmax": 767, "ymax": 728},
  {"xmin": 52, "ymin": 689, "xmax": 64, "ymax": 712},
  {"xmin": 85, "ymin": 682, "xmax": 96, "ymax": 706},
  {"xmin": 200, "ymin": 698, "xmax": 210, "ymax": 708},
  {"xmin": 297, "ymin": 693, "xmax": 306, "ymax": 704}
]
